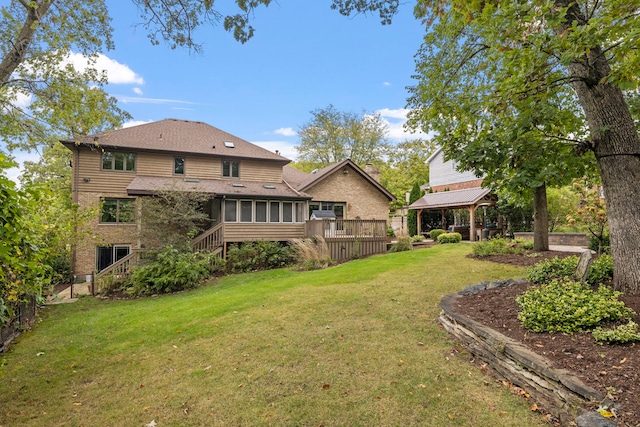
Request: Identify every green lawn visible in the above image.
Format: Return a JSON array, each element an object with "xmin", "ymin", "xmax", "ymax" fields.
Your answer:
[{"xmin": 0, "ymin": 244, "xmax": 547, "ymax": 426}]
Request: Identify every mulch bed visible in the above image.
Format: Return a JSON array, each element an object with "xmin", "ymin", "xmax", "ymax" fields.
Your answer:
[{"xmin": 456, "ymin": 251, "xmax": 640, "ymax": 427}]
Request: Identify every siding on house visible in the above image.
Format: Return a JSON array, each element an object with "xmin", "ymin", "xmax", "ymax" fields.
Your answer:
[
  {"xmin": 224, "ymin": 223, "xmax": 306, "ymax": 242},
  {"xmin": 427, "ymin": 149, "xmax": 480, "ymax": 189}
]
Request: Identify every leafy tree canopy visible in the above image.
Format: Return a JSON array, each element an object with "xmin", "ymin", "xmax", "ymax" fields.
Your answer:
[{"xmin": 296, "ymin": 104, "xmax": 391, "ymax": 166}]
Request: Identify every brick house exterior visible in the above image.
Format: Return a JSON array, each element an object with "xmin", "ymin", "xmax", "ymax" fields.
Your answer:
[{"xmin": 284, "ymin": 160, "xmax": 395, "ymax": 221}]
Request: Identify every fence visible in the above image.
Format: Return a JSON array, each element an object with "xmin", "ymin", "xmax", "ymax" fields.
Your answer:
[
  {"xmin": 1, "ymin": 297, "xmax": 37, "ymax": 353},
  {"xmin": 305, "ymin": 219, "xmax": 388, "ymax": 262}
]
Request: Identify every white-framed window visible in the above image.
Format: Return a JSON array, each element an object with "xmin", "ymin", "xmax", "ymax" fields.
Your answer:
[
  {"xmin": 224, "ymin": 200, "xmax": 237, "ymax": 222},
  {"xmin": 96, "ymin": 244, "xmax": 131, "ymax": 272},
  {"xmin": 174, "ymin": 157, "xmax": 185, "ymax": 175}
]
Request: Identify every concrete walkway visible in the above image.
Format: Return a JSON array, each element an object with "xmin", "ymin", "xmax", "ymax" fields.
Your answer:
[{"xmin": 46, "ymin": 281, "xmax": 92, "ymax": 304}]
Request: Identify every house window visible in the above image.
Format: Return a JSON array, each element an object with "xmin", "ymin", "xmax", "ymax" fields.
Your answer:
[
  {"xmin": 102, "ymin": 152, "xmax": 136, "ymax": 171},
  {"xmin": 96, "ymin": 245, "xmax": 130, "ymax": 272},
  {"xmin": 224, "ymin": 200, "xmax": 237, "ymax": 222},
  {"xmin": 100, "ymin": 198, "xmax": 135, "ymax": 223},
  {"xmin": 222, "ymin": 160, "xmax": 239, "ymax": 178},
  {"xmin": 270, "ymin": 201, "xmax": 280, "ymax": 223},
  {"xmin": 240, "ymin": 200, "xmax": 253, "ymax": 222},
  {"xmin": 174, "ymin": 157, "xmax": 185, "ymax": 175},
  {"xmin": 295, "ymin": 202, "xmax": 306, "ymax": 222},
  {"xmin": 282, "ymin": 202, "xmax": 293, "ymax": 223},
  {"xmin": 256, "ymin": 201, "xmax": 267, "ymax": 223}
]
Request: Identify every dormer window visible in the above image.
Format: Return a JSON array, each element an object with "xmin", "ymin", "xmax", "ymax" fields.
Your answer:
[
  {"xmin": 174, "ymin": 157, "xmax": 185, "ymax": 175},
  {"xmin": 102, "ymin": 152, "xmax": 136, "ymax": 171},
  {"xmin": 223, "ymin": 160, "xmax": 239, "ymax": 178}
]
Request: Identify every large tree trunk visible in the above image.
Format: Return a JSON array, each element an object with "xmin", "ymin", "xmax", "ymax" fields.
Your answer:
[
  {"xmin": 559, "ymin": 2, "xmax": 640, "ymax": 293},
  {"xmin": 532, "ymin": 184, "xmax": 549, "ymax": 252}
]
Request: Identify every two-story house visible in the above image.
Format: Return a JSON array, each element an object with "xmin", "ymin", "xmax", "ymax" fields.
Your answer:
[{"xmin": 62, "ymin": 118, "xmax": 312, "ymax": 279}]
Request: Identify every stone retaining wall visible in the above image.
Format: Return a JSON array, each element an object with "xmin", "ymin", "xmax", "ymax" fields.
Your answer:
[
  {"xmin": 514, "ymin": 232, "xmax": 589, "ymax": 247},
  {"xmin": 439, "ymin": 280, "xmax": 607, "ymax": 425}
]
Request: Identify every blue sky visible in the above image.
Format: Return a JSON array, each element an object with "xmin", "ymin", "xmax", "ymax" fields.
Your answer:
[{"xmin": 5, "ymin": 1, "xmax": 428, "ymax": 180}]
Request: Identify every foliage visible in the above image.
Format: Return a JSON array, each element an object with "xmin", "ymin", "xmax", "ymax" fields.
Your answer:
[
  {"xmin": 593, "ymin": 321, "xmax": 640, "ymax": 345},
  {"xmin": 516, "ymin": 280, "xmax": 634, "ymax": 334},
  {"xmin": 472, "ymin": 238, "xmax": 528, "ymax": 257},
  {"xmin": 566, "ymin": 177, "xmax": 609, "ymax": 255},
  {"xmin": 546, "ymin": 186, "xmax": 581, "ymax": 232},
  {"xmin": 526, "ymin": 254, "xmax": 614, "ymax": 286},
  {"xmin": 379, "ymin": 139, "xmax": 435, "ymax": 202},
  {"xmin": 429, "ymin": 229, "xmax": 446, "ymax": 240},
  {"xmin": 437, "ymin": 232, "xmax": 462, "ymax": 244},
  {"xmin": 128, "ymin": 246, "xmax": 223, "ymax": 296},
  {"xmin": 388, "ymin": 236, "xmax": 412, "ymax": 253},
  {"xmin": 226, "ymin": 241, "xmax": 297, "ymax": 273},
  {"xmin": 138, "ymin": 186, "xmax": 211, "ymax": 251},
  {"xmin": 410, "ymin": 235, "xmax": 425, "ymax": 242},
  {"xmin": 386, "ymin": 226, "xmax": 395, "ymax": 238},
  {"xmin": 406, "ymin": 182, "xmax": 422, "ymax": 236},
  {"xmin": 0, "ymin": 154, "xmax": 50, "ymax": 324},
  {"xmin": 526, "ymin": 256, "xmax": 579, "ymax": 284},
  {"xmin": 590, "ymin": 233, "xmax": 610, "ymax": 255},
  {"xmin": 295, "ymin": 104, "xmax": 390, "ymax": 166},
  {"xmin": 289, "ymin": 236, "xmax": 333, "ymax": 271},
  {"xmin": 588, "ymin": 254, "xmax": 614, "ymax": 286}
]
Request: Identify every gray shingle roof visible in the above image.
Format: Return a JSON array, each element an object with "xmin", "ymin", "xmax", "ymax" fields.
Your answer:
[
  {"xmin": 284, "ymin": 160, "xmax": 396, "ymax": 202},
  {"xmin": 127, "ymin": 176, "xmax": 311, "ymax": 199},
  {"xmin": 64, "ymin": 118, "xmax": 289, "ymax": 163},
  {"xmin": 409, "ymin": 187, "xmax": 493, "ymax": 210}
]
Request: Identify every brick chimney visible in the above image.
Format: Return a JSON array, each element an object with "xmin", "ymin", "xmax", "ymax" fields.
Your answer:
[{"xmin": 364, "ymin": 164, "xmax": 380, "ymax": 182}]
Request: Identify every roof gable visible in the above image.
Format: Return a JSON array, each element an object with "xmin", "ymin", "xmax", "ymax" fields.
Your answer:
[
  {"xmin": 62, "ymin": 118, "xmax": 289, "ymax": 163},
  {"xmin": 287, "ymin": 159, "xmax": 396, "ymax": 202}
]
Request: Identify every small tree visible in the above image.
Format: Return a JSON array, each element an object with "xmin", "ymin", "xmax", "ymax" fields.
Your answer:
[
  {"xmin": 566, "ymin": 178, "xmax": 609, "ymax": 254},
  {"xmin": 406, "ymin": 182, "xmax": 422, "ymax": 237},
  {"xmin": 139, "ymin": 186, "xmax": 211, "ymax": 251}
]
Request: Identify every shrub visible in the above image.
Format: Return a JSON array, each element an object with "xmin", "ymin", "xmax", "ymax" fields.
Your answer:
[
  {"xmin": 226, "ymin": 241, "xmax": 296, "ymax": 273},
  {"xmin": 128, "ymin": 246, "xmax": 224, "ymax": 296},
  {"xmin": 410, "ymin": 234, "xmax": 425, "ymax": 242},
  {"xmin": 389, "ymin": 236, "xmax": 412, "ymax": 252},
  {"xmin": 437, "ymin": 232, "xmax": 462, "ymax": 244},
  {"xmin": 290, "ymin": 236, "xmax": 333, "ymax": 271},
  {"xmin": 429, "ymin": 229, "xmax": 446, "ymax": 240},
  {"xmin": 593, "ymin": 321, "xmax": 640, "ymax": 345},
  {"xmin": 516, "ymin": 280, "xmax": 634, "ymax": 333},
  {"xmin": 526, "ymin": 256, "xmax": 579, "ymax": 284},
  {"xmin": 472, "ymin": 237, "xmax": 527, "ymax": 257},
  {"xmin": 588, "ymin": 254, "xmax": 613, "ymax": 285},
  {"xmin": 526, "ymin": 254, "xmax": 614, "ymax": 285}
]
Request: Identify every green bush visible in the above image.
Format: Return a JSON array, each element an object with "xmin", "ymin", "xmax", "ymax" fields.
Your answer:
[
  {"xmin": 437, "ymin": 232, "xmax": 462, "ymax": 244},
  {"xmin": 429, "ymin": 229, "xmax": 446, "ymax": 240},
  {"xmin": 410, "ymin": 234, "xmax": 425, "ymax": 242},
  {"xmin": 472, "ymin": 237, "xmax": 527, "ymax": 257},
  {"xmin": 389, "ymin": 236, "xmax": 412, "ymax": 252},
  {"xmin": 516, "ymin": 280, "xmax": 634, "ymax": 333},
  {"xmin": 526, "ymin": 256, "xmax": 578, "ymax": 284},
  {"xmin": 526, "ymin": 254, "xmax": 613, "ymax": 285},
  {"xmin": 128, "ymin": 246, "xmax": 224, "ymax": 296},
  {"xmin": 593, "ymin": 321, "xmax": 640, "ymax": 345},
  {"xmin": 588, "ymin": 254, "xmax": 613, "ymax": 285},
  {"xmin": 226, "ymin": 241, "xmax": 296, "ymax": 273}
]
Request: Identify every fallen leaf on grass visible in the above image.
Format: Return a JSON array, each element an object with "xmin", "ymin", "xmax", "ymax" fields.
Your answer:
[
  {"xmin": 322, "ymin": 384, "xmax": 330, "ymax": 389},
  {"xmin": 145, "ymin": 420, "xmax": 157, "ymax": 427}
]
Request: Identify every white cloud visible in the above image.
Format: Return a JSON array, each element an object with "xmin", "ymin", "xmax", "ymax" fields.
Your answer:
[
  {"xmin": 383, "ymin": 81, "xmax": 391, "ymax": 86},
  {"xmin": 251, "ymin": 140, "xmax": 299, "ymax": 161},
  {"xmin": 376, "ymin": 108, "xmax": 430, "ymax": 141},
  {"xmin": 117, "ymin": 96, "xmax": 196, "ymax": 105},
  {"xmin": 133, "ymin": 87, "xmax": 143, "ymax": 95},
  {"xmin": 65, "ymin": 52, "xmax": 144, "ymax": 85},
  {"xmin": 274, "ymin": 127, "xmax": 297, "ymax": 137},
  {"xmin": 121, "ymin": 120, "xmax": 153, "ymax": 129}
]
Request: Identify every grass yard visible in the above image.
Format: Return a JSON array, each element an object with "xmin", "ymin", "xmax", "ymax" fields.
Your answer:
[{"xmin": 0, "ymin": 244, "xmax": 547, "ymax": 426}]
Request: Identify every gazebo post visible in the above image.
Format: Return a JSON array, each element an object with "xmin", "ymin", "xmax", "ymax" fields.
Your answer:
[
  {"xmin": 417, "ymin": 209, "xmax": 423, "ymax": 237},
  {"xmin": 469, "ymin": 205, "xmax": 476, "ymax": 241}
]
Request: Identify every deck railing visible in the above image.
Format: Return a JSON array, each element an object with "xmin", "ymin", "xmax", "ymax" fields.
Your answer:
[
  {"xmin": 305, "ymin": 219, "xmax": 388, "ymax": 261},
  {"xmin": 192, "ymin": 222, "xmax": 224, "ymax": 253},
  {"xmin": 93, "ymin": 249, "xmax": 145, "ymax": 294}
]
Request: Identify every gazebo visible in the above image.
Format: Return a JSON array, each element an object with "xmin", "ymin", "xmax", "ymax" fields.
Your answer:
[{"xmin": 409, "ymin": 187, "xmax": 498, "ymax": 241}]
